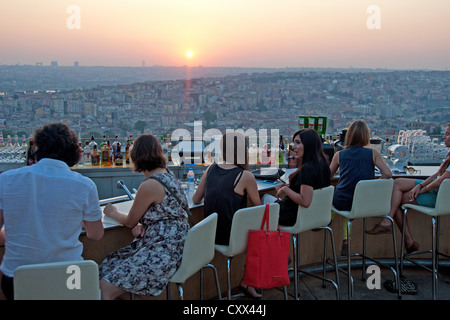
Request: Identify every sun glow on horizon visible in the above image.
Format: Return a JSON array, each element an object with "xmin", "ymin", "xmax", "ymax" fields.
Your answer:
[{"xmin": 1, "ymin": 1, "xmax": 449, "ymax": 69}]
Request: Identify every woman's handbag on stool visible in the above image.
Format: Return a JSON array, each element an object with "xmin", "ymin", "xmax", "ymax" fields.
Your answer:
[{"xmin": 243, "ymin": 204, "xmax": 290, "ymax": 289}]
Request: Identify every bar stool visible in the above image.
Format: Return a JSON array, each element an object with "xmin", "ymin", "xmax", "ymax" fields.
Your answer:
[
  {"xmin": 14, "ymin": 260, "xmax": 101, "ymax": 300},
  {"xmin": 400, "ymin": 179, "xmax": 450, "ymax": 300},
  {"xmin": 331, "ymin": 179, "xmax": 401, "ymax": 299},
  {"xmin": 215, "ymin": 203, "xmax": 285, "ymax": 300},
  {"xmin": 167, "ymin": 213, "xmax": 221, "ymax": 300},
  {"xmin": 280, "ymin": 185, "xmax": 340, "ymax": 300}
]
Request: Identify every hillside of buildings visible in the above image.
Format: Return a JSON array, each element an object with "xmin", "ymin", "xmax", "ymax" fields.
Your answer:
[{"xmin": 0, "ymin": 65, "xmax": 449, "ymax": 141}]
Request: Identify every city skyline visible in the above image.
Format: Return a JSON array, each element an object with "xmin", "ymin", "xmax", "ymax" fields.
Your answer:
[{"xmin": 1, "ymin": 1, "xmax": 450, "ymax": 70}]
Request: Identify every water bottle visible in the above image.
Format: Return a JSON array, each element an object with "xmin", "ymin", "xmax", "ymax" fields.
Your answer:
[{"xmin": 187, "ymin": 168, "xmax": 195, "ymax": 195}]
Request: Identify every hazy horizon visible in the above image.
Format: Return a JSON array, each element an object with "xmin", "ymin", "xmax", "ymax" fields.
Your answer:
[{"xmin": 1, "ymin": 1, "xmax": 450, "ymax": 70}]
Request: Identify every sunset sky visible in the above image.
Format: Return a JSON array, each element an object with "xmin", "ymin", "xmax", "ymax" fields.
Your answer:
[{"xmin": 1, "ymin": 0, "xmax": 449, "ymax": 69}]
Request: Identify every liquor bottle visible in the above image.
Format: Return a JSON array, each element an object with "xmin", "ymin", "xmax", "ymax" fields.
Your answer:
[
  {"xmin": 88, "ymin": 135, "xmax": 96, "ymax": 149},
  {"xmin": 125, "ymin": 139, "xmax": 130, "ymax": 164},
  {"xmin": 101, "ymin": 139, "xmax": 111, "ymax": 167},
  {"xmin": 107, "ymin": 140, "xmax": 112, "ymax": 164},
  {"xmin": 83, "ymin": 140, "xmax": 91, "ymax": 165},
  {"xmin": 21, "ymin": 135, "xmax": 29, "ymax": 164},
  {"xmin": 21, "ymin": 135, "xmax": 28, "ymax": 149},
  {"xmin": 127, "ymin": 134, "xmax": 134, "ymax": 165},
  {"xmin": 114, "ymin": 142, "xmax": 123, "ymax": 166},
  {"xmin": 13, "ymin": 135, "xmax": 20, "ymax": 148},
  {"xmin": 112, "ymin": 134, "xmax": 119, "ymax": 162},
  {"xmin": 77, "ymin": 142, "xmax": 84, "ymax": 166},
  {"xmin": 91, "ymin": 144, "xmax": 100, "ymax": 166},
  {"xmin": 7, "ymin": 135, "xmax": 13, "ymax": 148},
  {"xmin": 0, "ymin": 132, "xmax": 5, "ymax": 148}
]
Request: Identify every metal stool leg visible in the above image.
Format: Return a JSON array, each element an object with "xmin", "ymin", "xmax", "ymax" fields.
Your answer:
[
  {"xmin": 432, "ymin": 216, "xmax": 437, "ymax": 300},
  {"xmin": 400, "ymin": 208, "xmax": 407, "ymax": 278},
  {"xmin": 387, "ymin": 215, "xmax": 401, "ymax": 299},
  {"xmin": 362, "ymin": 218, "xmax": 367, "ymax": 282},
  {"xmin": 226, "ymin": 257, "xmax": 233, "ymax": 300},
  {"xmin": 347, "ymin": 219, "xmax": 353, "ymax": 299},
  {"xmin": 292, "ymin": 234, "xmax": 300, "ymax": 300},
  {"xmin": 327, "ymin": 226, "xmax": 341, "ymax": 298}
]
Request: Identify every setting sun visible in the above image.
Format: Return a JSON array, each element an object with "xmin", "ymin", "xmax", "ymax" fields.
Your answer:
[{"xmin": 186, "ymin": 51, "xmax": 194, "ymax": 58}]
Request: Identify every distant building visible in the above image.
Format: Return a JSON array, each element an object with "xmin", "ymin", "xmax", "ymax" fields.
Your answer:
[
  {"xmin": 50, "ymin": 61, "xmax": 58, "ymax": 67},
  {"xmin": 74, "ymin": 61, "xmax": 79, "ymax": 67}
]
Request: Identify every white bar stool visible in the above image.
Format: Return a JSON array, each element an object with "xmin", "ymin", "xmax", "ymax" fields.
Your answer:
[
  {"xmin": 401, "ymin": 179, "xmax": 450, "ymax": 300},
  {"xmin": 331, "ymin": 179, "xmax": 401, "ymax": 299},
  {"xmin": 280, "ymin": 185, "xmax": 340, "ymax": 300}
]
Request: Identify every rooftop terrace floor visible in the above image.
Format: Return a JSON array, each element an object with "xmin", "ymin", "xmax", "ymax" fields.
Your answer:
[{"xmin": 246, "ymin": 264, "xmax": 450, "ymax": 301}]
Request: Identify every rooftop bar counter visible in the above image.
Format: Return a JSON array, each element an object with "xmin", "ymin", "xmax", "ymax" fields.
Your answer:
[{"xmin": 1, "ymin": 164, "xmax": 448, "ymax": 300}]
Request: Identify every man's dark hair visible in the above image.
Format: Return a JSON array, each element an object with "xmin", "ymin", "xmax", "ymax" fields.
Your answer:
[{"xmin": 32, "ymin": 122, "xmax": 81, "ymax": 167}]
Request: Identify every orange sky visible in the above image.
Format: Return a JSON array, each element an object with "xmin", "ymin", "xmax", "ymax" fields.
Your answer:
[{"xmin": 1, "ymin": 0, "xmax": 449, "ymax": 69}]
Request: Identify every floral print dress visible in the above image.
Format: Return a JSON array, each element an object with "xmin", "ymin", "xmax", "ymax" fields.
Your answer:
[{"xmin": 99, "ymin": 172, "xmax": 190, "ymax": 296}]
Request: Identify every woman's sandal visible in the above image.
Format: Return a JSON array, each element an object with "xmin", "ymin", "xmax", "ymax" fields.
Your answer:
[
  {"xmin": 384, "ymin": 279, "xmax": 418, "ymax": 295},
  {"xmin": 239, "ymin": 282, "xmax": 261, "ymax": 300}
]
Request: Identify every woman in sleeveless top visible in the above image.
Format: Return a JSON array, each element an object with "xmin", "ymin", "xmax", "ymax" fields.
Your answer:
[
  {"xmin": 330, "ymin": 120, "xmax": 392, "ymax": 254},
  {"xmin": 193, "ymin": 131, "xmax": 261, "ymax": 298},
  {"xmin": 367, "ymin": 123, "xmax": 450, "ymax": 253},
  {"xmin": 100, "ymin": 134, "xmax": 189, "ymax": 299}
]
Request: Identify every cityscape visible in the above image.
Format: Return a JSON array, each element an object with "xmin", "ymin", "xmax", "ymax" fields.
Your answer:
[{"xmin": 1, "ymin": 65, "xmax": 449, "ymax": 146}]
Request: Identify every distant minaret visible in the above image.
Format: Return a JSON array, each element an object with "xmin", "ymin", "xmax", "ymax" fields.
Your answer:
[{"xmin": 142, "ymin": 60, "xmax": 146, "ymax": 67}]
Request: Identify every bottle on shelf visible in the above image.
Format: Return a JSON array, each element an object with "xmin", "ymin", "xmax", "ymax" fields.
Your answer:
[
  {"xmin": 112, "ymin": 134, "xmax": 119, "ymax": 162},
  {"xmin": 129, "ymin": 134, "xmax": 133, "ymax": 146},
  {"xmin": 91, "ymin": 144, "xmax": 100, "ymax": 166},
  {"xmin": 83, "ymin": 140, "xmax": 91, "ymax": 165},
  {"xmin": 187, "ymin": 168, "xmax": 195, "ymax": 195},
  {"xmin": 125, "ymin": 139, "xmax": 130, "ymax": 164},
  {"xmin": 128, "ymin": 134, "xmax": 134, "ymax": 165},
  {"xmin": 7, "ymin": 135, "xmax": 13, "ymax": 148},
  {"xmin": 0, "ymin": 132, "xmax": 5, "ymax": 148},
  {"xmin": 107, "ymin": 140, "xmax": 112, "ymax": 164},
  {"xmin": 88, "ymin": 135, "xmax": 96, "ymax": 149},
  {"xmin": 101, "ymin": 139, "xmax": 111, "ymax": 167},
  {"xmin": 114, "ymin": 142, "xmax": 123, "ymax": 166},
  {"xmin": 77, "ymin": 142, "xmax": 84, "ymax": 166}
]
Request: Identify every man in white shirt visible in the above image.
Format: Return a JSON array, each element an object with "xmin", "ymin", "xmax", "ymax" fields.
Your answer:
[{"xmin": 0, "ymin": 122, "xmax": 104, "ymax": 300}]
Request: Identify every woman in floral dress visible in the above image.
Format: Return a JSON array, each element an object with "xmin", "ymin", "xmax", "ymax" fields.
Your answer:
[{"xmin": 100, "ymin": 134, "xmax": 190, "ymax": 299}]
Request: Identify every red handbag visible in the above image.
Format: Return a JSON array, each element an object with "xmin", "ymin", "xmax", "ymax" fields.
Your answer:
[{"xmin": 243, "ymin": 204, "xmax": 291, "ymax": 289}]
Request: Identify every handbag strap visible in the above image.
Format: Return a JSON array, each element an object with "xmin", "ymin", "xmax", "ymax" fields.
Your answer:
[
  {"xmin": 149, "ymin": 176, "xmax": 192, "ymax": 217},
  {"xmin": 261, "ymin": 203, "xmax": 284, "ymax": 235}
]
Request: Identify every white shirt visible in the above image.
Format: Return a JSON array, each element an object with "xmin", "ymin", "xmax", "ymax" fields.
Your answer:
[{"xmin": 0, "ymin": 158, "xmax": 102, "ymax": 277}]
